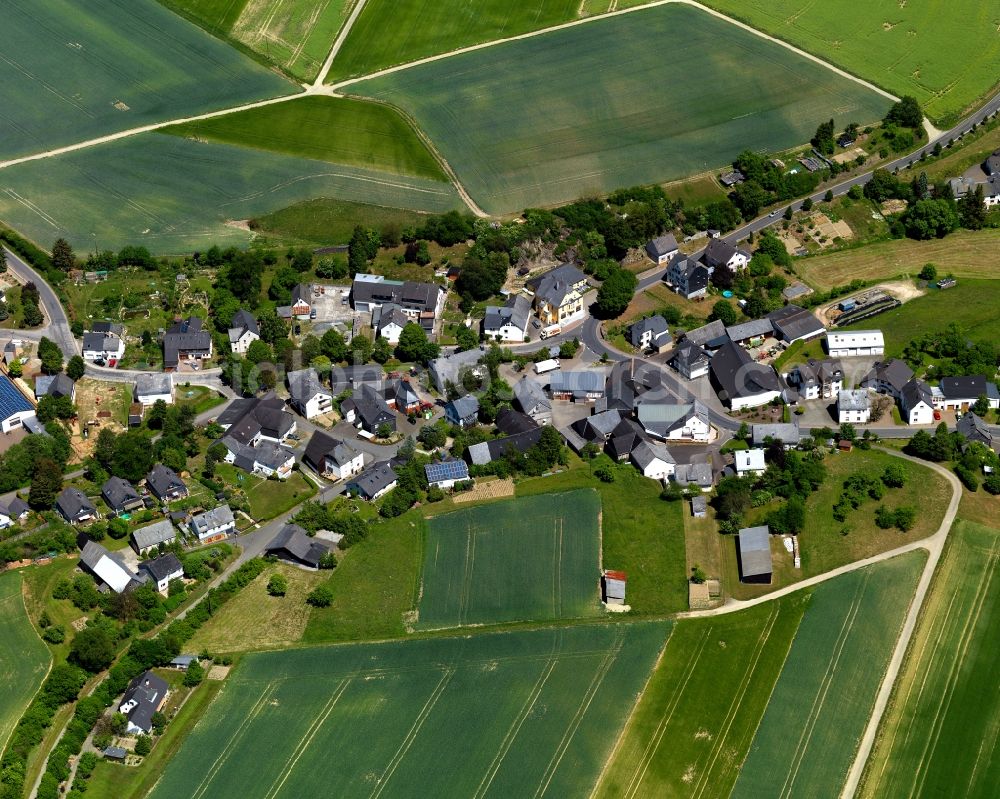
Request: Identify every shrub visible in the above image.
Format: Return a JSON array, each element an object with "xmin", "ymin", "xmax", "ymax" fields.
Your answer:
[
  {"xmin": 983, "ymin": 473, "xmax": 1000, "ymax": 495},
  {"xmin": 881, "ymin": 463, "xmax": 907, "ymax": 488},
  {"xmin": 267, "ymin": 574, "xmax": 288, "ymax": 597},
  {"xmin": 133, "ymin": 735, "xmax": 152, "ymax": 757},
  {"xmin": 954, "ymin": 464, "xmax": 980, "ymax": 491},
  {"xmin": 307, "ymin": 586, "xmax": 333, "ymax": 608}
]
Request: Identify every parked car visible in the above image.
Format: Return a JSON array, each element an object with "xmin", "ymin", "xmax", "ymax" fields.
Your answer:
[{"xmin": 933, "ymin": 410, "xmax": 941, "ymax": 421}]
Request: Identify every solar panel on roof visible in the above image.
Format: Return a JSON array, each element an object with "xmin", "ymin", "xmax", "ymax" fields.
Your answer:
[
  {"xmin": 0, "ymin": 374, "xmax": 33, "ymax": 418},
  {"xmin": 425, "ymin": 461, "xmax": 469, "ymax": 481}
]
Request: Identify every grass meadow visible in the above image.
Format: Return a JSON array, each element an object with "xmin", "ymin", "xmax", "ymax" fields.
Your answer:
[
  {"xmin": 0, "ymin": 133, "xmax": 461, "ymax": 254},
  {"xmin": 166, "ymin": 96, "xmax": 446, "ymax": 180},
  {"xmin": 0, "ymin": 0, "xmax": 289, "ymax": 162},
  {"xmin": 732, "ymin": 551, "xmax": 926, "ymax": 799},
  {"xmin": 0, "ymin": 571, "xmax": 51, "ymax": 756},
  {"xmin": 842, "ymin": 279, "xmax": 1000, "ymax": 356},
  {"xmin": 860, "ymin": 521, "xmax": 1000, "ymax": 799},
  {"xmin": 798, "ymin": 229, "xmax": 1000, "ymax": 291},
  {"xmin": 326, "ymin": 0, "xmax": 580, "ymax": 82},
  {"xmin": 417, "ymin": 490, "xmax": 602, "ymax": 629},
  {"xmin": 594, "ymin": 593, "xmax": 810, "ymax": 798},
  {"xmin": 250, "ymin": 197, "xmax": 434, "ymax": 246},
  {"xmin": 351, "ymin": 4, "xmax": 891, "ymax": 215},
  {"xmin": 699, "ymin": 0, "xmax": 1000, "ymax": 124},
  {"xmin": 147, "ymin": 622, "xmax": 669, "ymax": 799}
]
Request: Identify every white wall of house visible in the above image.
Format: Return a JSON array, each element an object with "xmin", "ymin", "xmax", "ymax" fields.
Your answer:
[
  {"xmin": 905, "ymin": 401, "xmax": 934, "ymax": 425},
  {"xmin": 729, "ymin": 390, "xmax": 781, "ymax": 412},
  {"xmin": 230, "ymin": 330, "xmax": 259, "ymax": 354},
  {"xmin": 301, "ymin": 392, "xmax": 334, "ymax": 419},
  {"xmin": 484, "ymin": 322, "xmax": 526, "ymax": 343},
  {"xmin": 379, "ymin": 322, "xmax": 404, "ymax": 345},
  {"xmin": 2, "ymin": 409, "xmax": 36, "ymax": 434},
  {"xmin": 137, "ymin": 390, "xmax": 173, "ymax": 407},
  {"xmin": 636, "ymin": 457, "xmax": 674, "ymax": 481},
  {"xmin": 839, "ymin": 407, "xmax": 871, "ymax": 424},
  {"xmin": 662, "ymin": 417, "xmax": 712, "ymax": 443},
  {"xmin": 329, "ymin": 453, "xmax": 365, "ymax": 481},
  {"xmin": 151, "ymin": 568, "xmax": 183, "ymax": 593}
]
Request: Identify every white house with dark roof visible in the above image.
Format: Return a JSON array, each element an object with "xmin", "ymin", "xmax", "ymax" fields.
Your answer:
[
  {"xmin": 710, "ymin": 341, "xmax": 782, "ymax": 410},
  {"xmin": 135, "ymin": 373, "xmax": 173, "ymax": 406},
  {"xmin": 145, "ymin": 464, "xmax": 187, "ymax": 502},
  {"xmin": 861, "ymin": 359, "xmax": 914, "ymax": 401},
  {"xmin": 526, "ymin": 264, "xmax": 589, "ymax": 327},
  {"xmin": 767, "ymin": 305, "xmax": 826, "ymax": 344},
  {"xmin": 664, "ymin": 254, "xmax": 709, "ymax": 300},
  {"xmin": 702, "ymin": 239, "xmax": 751, "ymax": 272},
  {"xmin": 630, "ymin": 440, "xmax": 675, "ymax": 481},
  {"xmin": 645, "ymin": 233, "xmax": 679, "ymax": 264},
  {"xmin": 35, "ymin": 373, "xmax": 76, "ymax": 402},
  {"xmin": 101, "ymin": 477, "xmax": 143, "ymax": 514},
  {"xmin": 228, "ymin": 310, "xmax": 259, "ymax": 354},
  {"xmin": 56, "ymin": 487, "xmax": 98, "ymax": 525},
  {"xmin": 514, "ymin": 379, "xmax": 552, "ymax": 425},
  {"xmin": 672, "ymin": 341, "xmax": 710, "ymax": 380},
  {"xmin": 139, "ymin": 552, "xmax": 183, "ymax": 593},
  {"xmin": 79, "ymin": 540, "xmax": 137, "ymax": 593},
  {"xmin": 901, "ymin": 378, "xmax": 934, "ymax": 425},
  {"xmin": 934, "ymin": 375, "xmax": 1000, "ymax": 411},
  {"xmin": 351, "ymin": 274, "xmax": 444, "ymax": 333},
  {"xmin": 162, "ymin": 317, "xmax": 213, "ymax": 372},
  {"xmin": 374, "ymin": 304, "xmax": 409, "ymax": 345},
  {"xmin": 287, "ymin": 368, "xmax": 333, "ymax": 419},
  {"xmin": 629, "ymin": 315, "xmax": 672, "ymax": 352},
  {"xmin": 347, "ymin": 461, "xmax": 398, "ymax": 501},
  {"xmin": 190, "ymin": 505, "xmax": 235, "ymax": 543},
  {"xmin": 444, "ymin": 395, "xmax": 480, "ymax": 428},
  {"xmin": 635, "ymin": 400, "xmax": 711, "ymax": 442},
  {"xmin": 303, "ymin": 431, "xmax": 365, "ymax": 480},
  {"xmin": 0, "ymin": 498, "xmax": 29, "ymax": 529},
  {"xmin": 788, "ymin": 359, "xmax": 843, "ymax": 401},
  {"xmin": 120, "ymin": 671, "xmax": 169, "ymax": 734},
  {"xmin": 82, "ymin": 326, "xmax": 126, "ymax": 364},
  {"xmin": 483, "ymin": 294, "xmax": 531, "ymax": 342}
]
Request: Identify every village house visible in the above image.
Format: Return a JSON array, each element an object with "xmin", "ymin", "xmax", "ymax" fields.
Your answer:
[
  {"xmin": 216, "ymin": 394, "xmax": 297, "ymax": 446},
  {"xmin": 735, "ymin": 448, "xmax": 767, "ymax": 477},
  {"xmin": 35, "ymin": 373, "xmax": 76, "ymax": 402},
  {"xmin": 900, "ymin": 378, "xmax": 935, "ymax": 425},
  {"xmin": 290, "ymin": 284, "xmax": 312, "ymax": 319},
  {"xmin": 264, "ymin": 523, "xmax": 333, "ymax": 570},
  {"xmin": 0, "ymin": 373, "xmax": 37, "ymax": 433},
  {"xmin": 135, "ymin": 373, "xmax": 173, "ymax": 406},
  {"xmin": 710, "ymin": 340, "xmax": 783, "ymax": 410},
  {"xmin": 628, "ymin": 315, "xmax": 672, "ymax": 352},
  {"xmin": 101, "ymin": 476, "xmax": 143, "ymax": 515},
  {"xmin": 341, "ymin": 384, "xmax": 396, "ymax": 434},
  {"xmin": 482, "ymin": 294, "xmax": 531, "ymax": 342},
  {"xmin": 120, "ymin": 671, "xmax": 169, "ymax": 734},
  {"xmin": 702, "ymin": 238, "xmax": 751, "ymax": 273},
  {"xmin": 0, "ymin": 498, "xmax": 29, "ymax": 529},
  {"xmin": 79, "ymin": 540, "xmax": 138, "ymax": 593},
  {"xmin": 672, "ymin": 461, "xmax": 715, "ymax": 492},
  {"xmin": 145, "ymin": 464, "xmax": 188, "ymax": 503},
  {"xmin": 189, "ymin": 505, "xmax": 236, "ymax": 543},
  {"xmin": 634, "ymin": 400, "xmax": 712, "ymax": 442},
  {"xmin": 424, "ymin": 459, "xmax": 471, "ymax": 490},
  {"xmin": 303, "ymin": 431, "xmax": 365, "ymax": 480},
  {"xmin": 351, "ymin": 274, "xmax": 444, "ymax": 333},
  {"xmin": 162, "ymin": 316, "xmax": 213, "ymax": 372},
  {"xmin": 514, "ymin": 379, "xmax": 552, "ymax": 425},
  {"xmin": 347, "ymin": 461, "xmax": 398, "ymax": 501},
  {"xmin": 130, "ymin": 519, "xmax": 177, "ymax": 556},
  {"xmin": 444, "ymin": 395, "xmax": 480, "ymax": 428},
  {"xmin": 787, "ymin": 358, "xmax": 844, "ymax": 401},
  {"xmin": 838, "ymin": 389, "xmax": 872, "ymax": 424},
  {"xmin": 956, "ymin": 412, "xmax": 995, "ymax": 450},
  {"xmin": 82, "ymin": 322, "xmax": 126, "ymax": 365},
  {"xmin": 767, "ymin": 305, "xmax": 826, "ymax": 344},
  {"xmin": 630, "ymin": 440, "xmax": 675, "ymax": 481},
  {"xmin": 825, "ymin": 330, "xmax": 884, "ymax": 358},
  {"xmin": 664, "ymin": 254, "xmax": 709, "ymax": 300},
  {"xmin": 228, "ymin": 310, "xmax": 260, "ymax": 354},
  {"xmin": 138, "ymin": 552, "xmax": 183, "ymax": 594},
  {"xmin": 861, "ymin": 359, "xmax": 914, "ymax": 401},
  {"xmin": 526, "ymin": 263, "xmax": 589, "ymax": 327},
  {"xmin": 645, "ymin": 233, "xmax": 679, "ymax": 264},
  {"xmin": 671, "ymin": 340, "xmax": 711, "ymax": 380},
  {"xmin": 933, "ymin": 375, "xmax": 1000, "ymax": 412},
  {"xmin": 466, "ymin": 428, "xmax": 543, "ymax": 466},
  {"xmin": 56, "ymin": 487, "xmax": 98, "ymax": 525},
  {"xmin": 428, "ymin": 348, "xmax": 486, "ymax": 393},
  {"xmin": 374, "ymin": 304, "xmax": 409, "ymax": 345},
  {"xmin": 751, "ymin": 421, "xmax": 801, "ymax": 448},
  {"xmin": 286, "ymin": 368, "xmax": 333, "ymax": 419},
  {"xmin": 549, "ymin": 370, "xmax": 606, "ymax": 402}
]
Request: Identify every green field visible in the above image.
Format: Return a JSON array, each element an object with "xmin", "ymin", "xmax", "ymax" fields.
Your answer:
[
  {"xmin": 860, "ymin": 521, "xmax": 1000, "ymax": 798},
  {"xmin": 148, "ymin": 622, "xmax": 669, "ymax": 799},
  {"xmin": 250, "ymin": 197, "xmax": 434, "ymax": 246},
  {"xmin": 351, "ymin": 4, "xmax": 892, "ymax": 214},
  {"xmin": 0, "ymin": 0, "xmax": 290, "ymax": 162},
  {"xmin": 162, "ymin": 0, "xmax": 351, "ymax": 80},
  {"xmin": 699, "ymin": 0, "xmax": 1000, "ymax": 124},
  {"xmin": 417, "ymin": 490, "xmax": 602, "ymax": 629},
  {"xmin": 594, "ymin": 593, "xmax": 810, "ymax": 798},
  {"xmin": 732, "ymin": 551, "xmax": 926, "ymax": 799},
  {"xmin": 0, "ymin": 133, "xmax": 461, "ymax": 254},
  {"xmin": 0, "ymin": 571, "xmax": 52, "ymax": 756},
  {"xmin": 843, "ymin": 279, "xmax": 1000, "ymax": 355},
  {"xmin": 327, "ymin": 0, "xmax": 580, "ymax": 82},
  {"xmin": 166, "ymin": 96, "xmax": 446, "ymax": 180}
]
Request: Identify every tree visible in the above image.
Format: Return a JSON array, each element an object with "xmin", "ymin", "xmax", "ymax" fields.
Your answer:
[
  {"xmin": 918, "ymin": 263, "xmax": 938, "ymax": 282},
  {"xmin": 320, "ymin": 329, "xmax": 347, "ymax": 363},
  {"xmin": 885, "ymin": 95, "xmax": 923, "ymax": 129},
  {"xmin": 811, "ymin": 118, "xmax": 835, "ymax": 154},
  {"xmin": 801, "ymin": 197, "xmax": 814, "ymax": 212},
  {"xmin": 959, "ymin": 185, "xmax": 987, "ymax": 230},
  {"xmin": 307, "ymin": 586, "xmax": 333, "ymax": 607},
  {"xmin": 28, "ymin": 457, "xmax": 62, "ymax": 509},
  {"xmin": 894, "ymin": 506, "xmax": 917, "ymax": 531},
  {"xmin": 51, "ymin": 238, "xmax": 76, "ymax": 272},
  {"xmin": 709, "ymin": 300, "xmax": 737, "ymax": 326},
  {"xmin": 594, "ymin": 269, "xmax": 637, "ymax": 319},
  {"xmin": 839, "ymin": 423, "xmax": 857, "ymax": 441},
  {"xmin": 730, "ymin": 180, "xmax": 769, "ymax": 218},
  {"xmin": 95, "ymin": 427, "xmax": 117, "ymax": 471},
  {"xmin": 112, "ymin": 430, "xmax": 155, "ymax": 481},
  {"xmin": 318, "ymin": 551, "xmax": 337, "ymax": 570},
  {"xmin": 0, "ymin": 246, "xmax": 6, "ymax": 273},
  {"xmin": 972, "ymin": 393, "xmax": 991, "ymax": 416},
  {"xmin": 456, "ymin": 250, "xmax": 508, "ymax": 301},
  {"xmin": 903, "ymin": 199, "xmax": 960, "ymax": 240},
  {"xmin": 133, "ymin": 735, "xmax": 152, "ymax": 757},
  {"xmin": 348, "ymin": 225, "xmax": 378, "ymax": 276},
  {"xmin": 395, "ymin": 323, "xmax": 438, "ymax": 364},
  {"xmin": 267, "ymin": 573, "xmax": 287, "ymax": 597},
  {"xmin": 824, "ymin": 189, "xmax": 834, "ymax": 203},
  {"xmin": 21, "ymin": 282, "xmax": 43, "ymax": 327},
  {"xmin": 245, "ymin": 339, "xmax": 273, "ymax": 365},
  {"xmin": 66, "ymin": 355, "xmax": 85, "ymax": 381},
  {"xmin": 864, "ymin": 169, "xmax": 901, "ymax": 203},
  {"xmin": 455, "ymin": 325, "xmax": 479, "ymax": 351},
  {"xmin": 37, "ymin": 337, "xmax": 63, "ymax": 375},
  {"xmin": 690, "ymin": 565, "xmax": 707, "ymax": 584},
  {"xmin": 69, "ymin": 626, "xmax": 115, "ymax": 672},
  {"xmin": 881, "ymin": 463, "xmax": 907, "ymax": 488},
  {"xmin": 36, "ymin": 394, "xmax": 75, "ymax": 423},
  {"xmin": 256, "ymin": 309, "xmax": 287, "ymax": 346},
  {"xmin": 183, "ymin": 660, "xmax": 205, "ymax": 687}
]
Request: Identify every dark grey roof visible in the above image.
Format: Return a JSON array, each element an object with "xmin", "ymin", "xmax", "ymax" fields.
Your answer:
[
  {"xmin": 767, "ymin": 305, "xmax": 825, "ymax": 343},
  {"xmin": 163, "ymin": 317, "xmax": 212, "ymax": 368},
  {"xmin": 838, "ymin": 390, "xmax": 870, "ymax": 412},
  {"xmin": 549, "ymin": 370, "xmax": 606, "ymax": 397},
  {"xmin": 466, "ymin": 428, "xmax": 544, "ymax": 465},
  {"xmin": 348, "ymin": 461, "xmax": 398, "ymax": 499},
  {"xmin": 446, "ymin": 395, "xmax": 480, "ymax": 421},
  {"xmin": 646, "ymin": 233, "xmax": 678, "ymax": 258},
  {"xmin": 234, "ymin": 440, "xmax": 294, "ymax": 473},
  {"xmin": 56, "ymin": 487, "xmax": 96, "ymax": 521},
  {"xmin": 82, "ymin": 332, "xmax": 121, "ymax": 353},
  {"xmin": 139, "ymin": 552, "xmax": 183, "ymax": 582},
  {"xmin": 228, "ymin": 310, "xmax": 259, "ymax": 342},
  {"xmin": 605, "ymin": 417, "xmax": 647, "ymax": 461},
  {"xmin": 941, "ymin": 375, "xmax": 987, "ymax": 399},
  {"xmin": 514, "ymin": 379, "xmax": 551, "ymax": 415},
  {"xmin": 146, "ymin": 464, "xmax": 186, "ymax": 500},
  {"xmin": 673, "ymin": 462, "xmax": 714, "ymax": 487},
  {"xmin": 629, "ymin": 315, "xmax": 671, "ymax": 347},
  {"xmin": 527, "ymin": 263, "xmax": 588, "ymax": 307},
  {"xmin": 792, "ymin": 358, "xmax": 844, "ymax": 388},
  {"xmin": 702, "ymin": 238, "xmax": 742, "ymax": 269},
  {"xmin": 636, "ymin": 400, "xmax": 709, "ymax": 438},
  {"xmin": 101, "ymin": 477, "xmax": 140, "ymax": 511},
  {"xmin": 726, "ymin": 318, "xmax": 773, "ymax": 342},
  {"xmin": 738, "ymin": 526, "xmax": 772, "ymax": 578},
  {"xmin": 131, "ymin": 519, "xmax": 177, "ymax": 551},
  {"xmin": 0, "ymin": 497, "xmax": 29, "ymax": 519},
  {"xmin": 863, "ymin": 359, "xmax": 914, "ymax": 393},
  {"xmin": 710, "ymin": 340, "xmax": 782, "ymax": 401},
  {"xmin": 265, "ymin": 523, "xmax": 331, "ymax": 568},
  {"xmin": 35, "ymin": 373, "xmax": 75, "ymax": 399},
  {"xmin": 574, "ymin": 410, "xmax": 622, "ymax": 441},
  {"xmin": 376, "ymin": 305, "xmax": 409, "ymax": 335},
  {"xmin": 351, "ymin": 274, "xmax": 440, "ymax": 312},
  {"xmin": 673, "ymin": 340, "xmax": 710, "ymax": 372},
  {"xmin": 495, "ymin": 408, "xmax": 538, "ymax": 436},
  {"xmin": 683, "ymin": 319, "xmax": 727, "ymax": 348},
  {"xmin": 287, "ymin": 368, "xmax": 331, "ymax": 405},
  {"xmin": 484, "ymin": 294, "xmax": 531, "ymax": 334},
  {"xmin": 957, "ymin": 412, "xmax": 992, "ymax": 445},
  {"xmin": 424, "ymin": 459, "xmax": 470, "ymax": 484},
  {"xmin": 631, "ymin": 440, "xmax": 675, "ymax": 470},
  {"xmin": 751, "ymin": 422, "xmax": 801, "ymax": 446},
  {"xmin": 191, "ymin": 504, "xmax": 234, "ymax": 535},
  {"xmin": 344, "ymin": 384, "xmax": 395, "ymax": 431},
  {"xmin": 135, "ymin": 373, "xmax": 172, "ymax": 398},
  {"xmin": 217, "ymin": 394, "xmax": 294, "ymax": 441},
  {"xmin": 303, "ymin": 431, "xmax": 361, "ymax": 474},
  {"xmin": 901, "ymin": 378, "xmax": 933, "ymax": 412},
  {"xmin": 91, "ymin": 321, "xmax": 124, "ymax": 336},
  {"xmin": 121, "ymin": 671, "xmax": 169, "ymax": 733}
]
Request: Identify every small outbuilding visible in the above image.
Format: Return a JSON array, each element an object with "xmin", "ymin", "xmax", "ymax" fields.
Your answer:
[
  {"xmin": 602, "ymin": 569, "xmax": 627, "ymax": 605},
  {"xmin": 737, "ymin": 525, "xmax": 772, "ymax": 584}
]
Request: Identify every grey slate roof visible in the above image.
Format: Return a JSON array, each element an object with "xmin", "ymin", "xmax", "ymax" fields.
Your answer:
[
  {"xmin": 631, "ymin": 440, "xmax": 675, "ymax": 470},
  {"xmin": 0, "ymin": 497, "xmax": 29, "ymax": 520},
  {"xmin": 672, "ymin": 462, "xmax": 714, "ymax": 488},
  {"xmin": 683, "ymin": 319, "xmax": 727, "ymax": 349},
  {"xmin": 702, "ymin": 238, "xmax": 747, "ymax": 269},
  {"xmin": 375, "ymin": 304, "xmax": 409, "ymax": 335},
  {"xmin": 35, "ymin": 373, "xmax": 75, "ymax": 399},
  {"xmin": 514, "ymin": 379, "xmax": 551, "ymax": 416},
  {"xmin": 228, "ymin": 310, "xmax": 259, "ymax": 343},
  {"xmin": 646, "ymin": 233, "xmax": 678, "ymax": 258},
  {"xmin": 549, "ymin": 370, "xmax": 606, "ymax": 397},
  {"xmin": 673, "ymin": 340, "xmax": 710, "ymax": 374},
  {"xmin": 446, "ymin": 394, "xmax": 480, "ymax": 422},
  {"xmin": 101, "ymin": 477, "xmax": 140, "ymax": 512},
  {"xmin": 484, "ymin": 294, "xmax": 531, "ymax": 334},
  {"xmin": 191, "ymin": 504, "xmax": 234, "ymax": 536},
  {"xmin": 863, "ymin": 359, "xmax": 915, "ymax": 394},
  {"xmin": 265, "ymin": 523, "xmax": 331, "ymax": 569},
  {"xmin": 838, "ymin": 389, "xmax": 871, "ymax": 412},
  {"xmin": 163, "ymin": 317, "xmax": 211, "ymax": 369},
  {"xmin": 726, "ymin": 318, "xmax": 773, "ymax": 342},
  {"xmin": 629, "ymin": 315, "xmax": 671, "ymax": 348},
  {"xmin": 901, "ymin": 378, "xmax": 933, "ymax": 412},
  {"xmin": 751, "ymin": 422, "xmax": 801, "ymax": 446},
  {"xmin": 710, "ymin": 340, "xmax": 782, "ymax": 401},
  {"xmin": 131, "ymin": 519, "xmax": 177, "ymax": 552},
  {"xmin": 738, "ymin": 526, "xmax": 772, "ymax": 578},
  {"xmin": 217, "ymin": 394, "xmax": 294, "ymax": 442},
  {"xmin": 526, "ymin": 263, "xmax": 588, "ymax": 308},
  {"xmin": 82, "ymin": 332, "xmax": 121, "ymax": 353},
  {"xmin": 495, "ymin": 408, "xmax": 538, "ymax": 436},
  {"xmin": 767, "ymin": 305, "xmax": 825, "ymax": 343},
  {"xmin": 574, "ymin": 409, "xmax": 622, "ymax": 441},
  {"xmin": 135, "ymin": 373, "xmax": 172, "ymax": 398},
  {"xmin": 303, "ymin": 431, "xmax": 361, "ymax": 474},
  {"xmin": 146, "ymin": 464, "xmax": 186, "ymax": 501},
  {"xmin": 348, "ymin": 461, "xmax": 398, "ymax": 499},
  {"xmin": 121, "ymin": 671, "xmax": 169, "ymax": 733},
  {"xmin": 351, "ymin": 275, "xmax": 440, "ymax": 313},
  {"xmin": 635, "ymin": 400, "xmax": 708, "ymax": 438},
  {"xmin": 957, "ymin": 412, "xmax": 993, "ymax": 446},
  {"xmin": 56, "ymin": 487, "xmax": 96, "ymax": 521},
  {"xmin": 466, "ymin": 428, "xmax": 544, "ymax": 465},
  {"xmin": 941, "ymin": 375, "xmax": 988, "ymax": 399},
  {"xmin": 287, "ymin": 368, "xmax": 331, "ymax": 406},
  {"xmin": 139, "ymin": 552, "xmax": 183, "ymax": 583}
]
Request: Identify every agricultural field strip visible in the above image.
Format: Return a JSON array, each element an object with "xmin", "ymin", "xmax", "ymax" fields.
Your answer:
[
  {"xmin": 313, "ymin": 0, "xmax": 371, "ymax": 86},
  {"xmin": 906, "ymin": 543, "xmax": 999, "ymax": 798},
  {"xmin": 0, "ymin": 0, "xmax": 894, "ymax": 174},
  {"xmin": 779, "ymin": 570, "xmax": 870, "ymax": 798},
  {"xmin": 533, "ymin": 626, "xmax": 627, "ymax": 799},
  {"xmin": 328, "ymin": 0, "xmax": 896, "ymax": 102}
]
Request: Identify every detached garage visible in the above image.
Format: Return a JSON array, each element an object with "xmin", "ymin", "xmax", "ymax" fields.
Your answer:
[{"xmin": 826, "ymin": 330, "xmax": 884, "ymax": 358}]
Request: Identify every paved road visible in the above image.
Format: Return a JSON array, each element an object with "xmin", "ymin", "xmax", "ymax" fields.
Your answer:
[{"xmin": 2, "ymin": 247, "xmax": 77, "ymax": 359}]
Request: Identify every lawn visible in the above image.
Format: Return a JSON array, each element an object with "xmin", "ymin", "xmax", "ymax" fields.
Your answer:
[
  {"xmin": 0, "ymin": 570, "xmax": 51, "ymax": 756},
  {"xmin": 163, "ymin": 0, "xmax": 351, "ymax": 80},
  {"xmin": 303, "ymin": 508, "xmax": 425, "ymax": 643},
  {"xmin": 732, "ymin": 551, "xmax": 926, "ymax": 798},
  {"xmin": 517, "ymin": 462, "xmax": 688, "ymax": 615},
  {"xmin": 798, "ymin": 230, "xmax": 1000, "ymax": 291},
  {"xmin": 594, "ymin": 593, "xmax": 810, "ymax": 798},
  {"xmin": 147, "ymin": 622, "xmax": 668, "ymax": 799},
  {"xmin": 416, "ymin": 490, "xmax": 602, "ymax": 629},
  {"xmin": 698, "ymin": 0, "xmax": 1000, "ymax": 124},
  {"xmin": 0, "ymin": 133, "xmax": 462, "ymax": 255},
  {"xmin": 175, "ymin": 384, "xmax": 227, "ymax": 415},
  {"xmin": 772, "ymin": 335, "xmax": 827, "ymax": 371},
  {"xmin": 187, "ymin": 563, "xmax": 326, "ymax": 654},
  {"xmin": 250, "ymin": 198, "xmax": 435, "ymax": 247},
  {"xmin": 859, "ymin": 520, "xmax": 1000, "ymax": 799},
  {"xmin": 214, "ymin": 464, "xmax": 316, "ymax": 521},
  {"xmin": 0, "ymin": 0, "xmax": 290, "ymax": 162},
  {"xmin": 842, "ymin": 278, "xmax": 1000, "ymax": 356},
  {"xmin": 166, "ymin": 96, "xmax": 447, "ymax": 180},
  {"xmin": 20, "ymin": 558, "xmax": 91, "ymax": 662},
  {"xmin": 326, "ymin": 0, "xmax": 580, "ymax": 82},
  {"xmin": 350, "ymin": 4, "xmax": 891, "ymax": 215}
]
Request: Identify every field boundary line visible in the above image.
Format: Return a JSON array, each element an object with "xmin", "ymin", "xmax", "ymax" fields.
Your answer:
[
  {"xmin": 472, "ymin": 652, "xmax": 560, "ymax": 799},
  {"xmin": 622, "ymin": 627, "xmax": 713, "ymax": 799},
  {"xmin": 370, "ymin": 667, "xmax": 455, "ymax": 799},
  {"xmin": 263, "ymin": 678, "xmax": 351, "ymax": 799},
  {"xmin": 909, "ymin": 546, "xmax": 998, "ymax": 798},
  {"xmin": 313, "ymin": 0, "xmax": 370, "ymax": 87},
  {"xmin": 692, "ymin": 603, "xmax": 781, "ymax": 799},
  {"xmin": 328, "ymin": 0, "xmax": 898, "ymax": 106},
  {"xmin": 778, "ymin": 570, "xmax": 870, "ymax": 799},
  {"xmin": 190, "ymin": 682, "xmax": 278, "ymax": 799},
  {"xmin": 554, "ymin": 517, "xmax": 563, "ymax": 619},
  {"xmin": 534, "ymin": 627, "xmax": 626, "ymax": 798}
]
